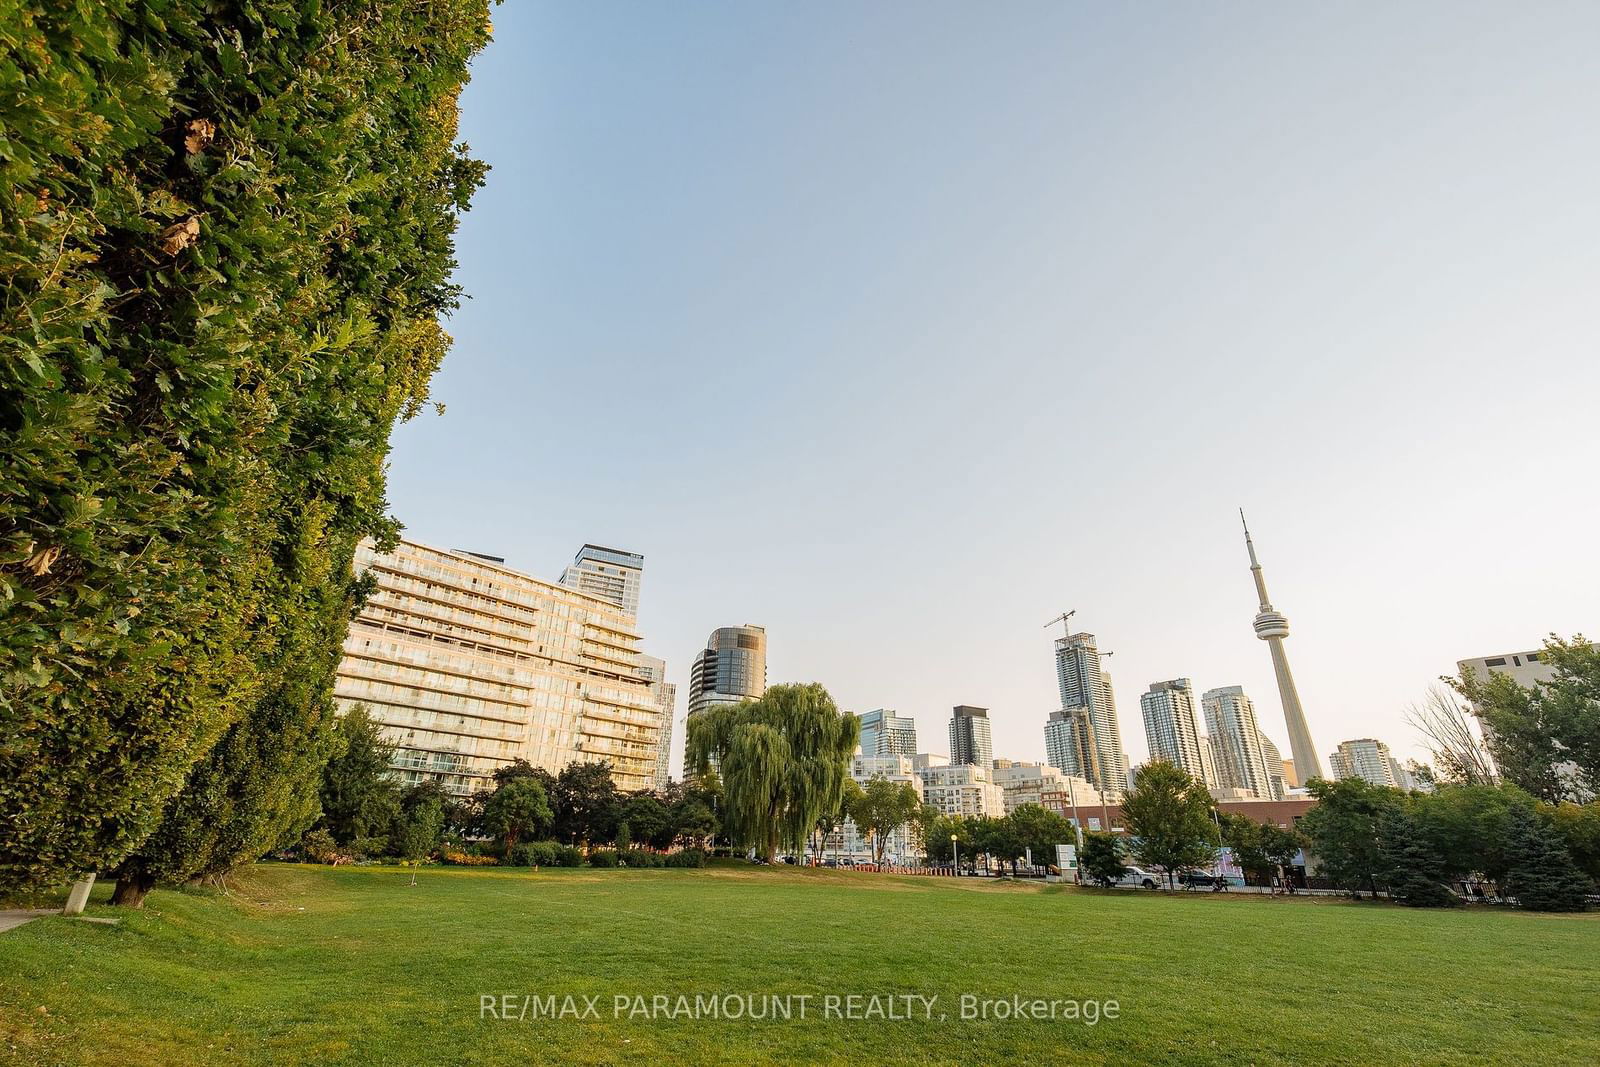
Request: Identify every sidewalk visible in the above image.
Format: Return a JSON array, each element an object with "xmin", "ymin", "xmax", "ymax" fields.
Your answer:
[{"xmin": 0, "ymin": 909, "xmax": 55, "ymax": 934}]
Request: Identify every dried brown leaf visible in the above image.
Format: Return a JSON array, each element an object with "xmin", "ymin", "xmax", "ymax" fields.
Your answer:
[
  {"xmin": 184, "ymin": 118, "xmax": 216, "ymax": 154},
  {"xmin": 159, "ymin": 216, "xmax": 200, "ymax": 256}
]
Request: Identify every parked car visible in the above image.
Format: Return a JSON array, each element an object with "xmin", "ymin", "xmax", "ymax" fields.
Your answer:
[
  {"xmin": 1110, "ymin": 866, "xmax": 1160, "ymax": 889},
  {"xmin": 1179, "ymin": 871, "xmax": 1225, "ymax": 890}
]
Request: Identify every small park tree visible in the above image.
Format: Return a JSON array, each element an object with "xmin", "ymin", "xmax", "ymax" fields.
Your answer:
[
  {"xmin": 1120, "ymin": 760, "xmax": 1218, "ymax": 889},
  {"xmin": 483, "ymin": 778, "xmax": 553, "ymax": 861},
  {"xmin": 1079, "ymin": 831, "xmax": 1128, "ymax": 886},
  {"xmin": 852, "ymin": 777, "xmax": 922, "ymax": 864}
]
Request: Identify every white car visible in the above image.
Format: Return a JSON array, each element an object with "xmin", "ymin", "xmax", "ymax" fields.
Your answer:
[{"xmin": 1109, "ymin": 865, "xmax": 1160, "ymax": 889}]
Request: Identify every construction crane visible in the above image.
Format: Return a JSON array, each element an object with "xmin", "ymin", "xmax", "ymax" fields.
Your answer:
[{"xmin": 1044, "ymin": 610, "xmax": 1075, "ymax": 636}]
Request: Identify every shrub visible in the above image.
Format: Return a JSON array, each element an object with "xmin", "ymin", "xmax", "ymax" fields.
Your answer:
[
  {"xmin": 588, "ymin": 850, "xmax": 619, "ymax": 868},
  {"xmin": 441, "ymin": 850, "xmax": 498, "ymax": 867},
  {"xmin": 666, "ymin": 849, "xmax": 709, "ymax": 869},
  {"xmin": 528, "ymin": 842, "xmax": 558, "ymax": 868},
  {"xmin": 301, "ymin": 829, "xmax": 341, "ymax": 865},
  {"xmin": 621, "ymin": 848, "xmax": 663, "ymax": 868},
  {"xmin": 349, "ymin": 836, "xmax": 391, "ymax": 862},
  {"xmin": 552, "ymin": 845, "xmax": 584, "ymax": 868}
]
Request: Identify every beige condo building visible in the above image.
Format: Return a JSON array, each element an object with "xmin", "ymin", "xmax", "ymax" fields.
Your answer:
[{"xmin": 334, "ymin": 538, "xmax": 664, "ymax": 795}]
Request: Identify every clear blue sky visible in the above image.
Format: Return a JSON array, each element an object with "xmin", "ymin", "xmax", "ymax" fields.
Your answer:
[{"xmin": 387, "ymin": 1, "xmax": 1600, "ymax": 776}]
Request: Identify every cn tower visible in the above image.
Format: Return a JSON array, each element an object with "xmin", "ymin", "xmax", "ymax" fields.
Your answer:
[{"xmin": 1240, "ymin": 511, "xmax": 1324, "ymax": 782}]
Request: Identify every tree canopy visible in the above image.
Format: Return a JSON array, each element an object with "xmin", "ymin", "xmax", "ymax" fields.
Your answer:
[
  {"xmin": 687, "ymin": 684, "xmax": 859, "ymax": 862},
  {"xmin": 0, "ymin": 0, "xmax": 489, "ymax": 895},
  {"xmin": 1452, "ymin": 635, "xmax": 1599, "ymax": 803},
  {"xmin": 1121, "ymin": 760, "xmax": 1218, "ymax": 889}
]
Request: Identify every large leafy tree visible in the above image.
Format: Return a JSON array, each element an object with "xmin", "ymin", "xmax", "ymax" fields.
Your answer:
[
  {"xmin": 686, "ymin": 684, "xmax": 859, "ymax": 863},
  {"xmin": 552, "ymin": 762, "xmax": 621, "ymax": 846},
  {"xmin": 1219, "ymin": 813, "xmax": 1304, "ymax": 888},
  {"xmin": 849, "ymin": 777, "xmax": 921, "ymax": 864},
  {"xmin": 0, "ymin": 0, "xmax": 489, "ymax": 895},
  {"xmin": 1452, "ymin": 636, "xmax": 1599, "ymax": 803},
  {"xmin": 1542, "ymin": 800, "xmax": 1600, "ymax": 884},
  {"xmin": 1411, "ymin": 783, "xmax": 1535, "ymax": 885},
  {"xmin": 483, "ymin": 778, "xmax": 553, "ymax": 860},
  {"xmin": 1299, "ymin": 777, "xmax": 1407, "ymax": 898},
  {"xmin": 1009, "ymin": 804, "xmax": 1076, "ymax": 870},
  {"xmin": 1120, "ymin": 760, "xmax": 1218, "ymax": 889}
]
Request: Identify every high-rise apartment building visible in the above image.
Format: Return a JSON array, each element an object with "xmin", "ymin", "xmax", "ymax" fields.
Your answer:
[
  {"xmin": 559, "ymin": 544, "xmax": 644, "ymax": 618},
  {"xmin": 948, "ymin": 705, "xmax": 993, "ymax": 768},
  {"xmin": 682, "ymin": 624, "xmax": 767, "ymax": 776},
  {"xmin": 333, "ymin": 539, "xmax": 663, "ymax": 796},
  {"xmin": 1139, "ymin": 678, "xmax": 1208, "ymax": 784},
  {"xmin": 635, "ymin": 655, "xmax": 675, "ymax": 790},
  {"xmin": 916, "ymin": 762, "xmax": 1006, "ymax": 818},
  {"xmin": 1258, "ymin": 733, "xmax": 1288, "ymax": 798},
  {"xmin": 1328, "ymin": 738, "xmax": 1399, "ymax": 788},
  {"xmin": 1240, "ymin": 514, "xmax": 1324, "ymax": 781},
  {"xmin": 859, "ymin": 708, "xmax": 918, "ymax": 758},
  {"xmin": 1052, "ymin": 632, "xmax": 1127, "ymax": 793},
  {"xmin": 1202, "ymin": 685, "xmax": 1279, "ymax": 800}
]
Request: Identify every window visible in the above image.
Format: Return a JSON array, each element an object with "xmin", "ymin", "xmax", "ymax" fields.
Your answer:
[{"xmin": 1484, "ymin": 657, "xmax": 1506, "ymax": 668}]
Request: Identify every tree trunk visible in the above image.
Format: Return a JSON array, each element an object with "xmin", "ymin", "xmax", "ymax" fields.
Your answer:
[{"xmin": 111, "ymin": 871, "xmax": 156, "ymax": 909}]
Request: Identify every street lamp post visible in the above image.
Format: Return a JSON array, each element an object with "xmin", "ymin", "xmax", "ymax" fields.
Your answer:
[{"xmin": 951, "ymin": 834, "xmax": 959, "ymax": 875}]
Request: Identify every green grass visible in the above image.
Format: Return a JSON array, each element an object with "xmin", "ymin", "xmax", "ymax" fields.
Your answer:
[{"xmin": 2, "ymin": 863, "xmax": 1597, "ymax": 1065}]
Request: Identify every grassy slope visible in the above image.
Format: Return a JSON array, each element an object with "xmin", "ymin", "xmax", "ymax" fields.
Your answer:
[{"xmin": 1, "ymin": 863, "xmax": 1596, "ymax": 1066}]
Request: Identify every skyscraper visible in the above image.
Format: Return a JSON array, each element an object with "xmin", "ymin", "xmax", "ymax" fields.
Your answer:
[
  {"xmin": 1140, "ymin": 678, "xmax": 1208, "ymax": 784},
  {"xmin": 1052, "ymin": 632, "xmax": 1127, "ymax": 793},
  {"xmin": 682, "ymin": 625, "xmax": 766, "ymax": 776},
  {"xmin": 635, "ymin": 655, "xmax": 676, "ymax": 790},
  {"xmin": 859, "ymin": 708, "xmax": 918, "ymax": 758},
  {"xmin": 559, "ymin": 544, "xmax": 644, "ymax": 618},
  {"xmin": 1328, "ymin": 738, "xmax": 1400, "ymax": 788},
  {"xmin": 1202, "ymin": 685, "xmax": 1278, "ymax": 800},
  {"xmin": 948, "ymin": 705, "xmax": 993, "ymax": 768},
  {"xmin": 1240, "ymin": 513, "xmax": 1324, "ymax": 782},
  {"xmin": 1258, "ymin": 733, "xmax": 1288, "ymax": 798}
]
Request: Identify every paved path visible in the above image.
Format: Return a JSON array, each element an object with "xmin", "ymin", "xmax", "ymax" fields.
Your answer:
[{"xmin": 0, "ymin": 909, "xmax": 55, "ymax": 933}]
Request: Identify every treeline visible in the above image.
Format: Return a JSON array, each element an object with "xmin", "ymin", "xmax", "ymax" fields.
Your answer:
[
  {"xmin": 299, "ymin": 711, "xmax": 720, "ymax": 869},
  {"xmin": 1069, "ymin": 760, "xmax": 1597, "ymax": 912},
  {"xmin": 0, "ymin": 1, "xmax": 490, "ymax": 899},
  {"xmin": 917, "ymin": 804, "xmax": 1077, "ymax": 874},
  {"xmin": 1299, "ymin": 777, "xmax": 1597, "ymax": 911}
]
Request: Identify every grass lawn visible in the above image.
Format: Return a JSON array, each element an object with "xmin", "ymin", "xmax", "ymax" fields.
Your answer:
[{"xmin": 2, "ymin": 862, "xmax": 1596, "ymax": 1066}]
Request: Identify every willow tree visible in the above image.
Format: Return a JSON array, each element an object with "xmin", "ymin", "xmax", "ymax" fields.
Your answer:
[
  {"xmin": 0, "ymin": 0, "xmax": 488, "ymax": 895},
  {"xmin": 686, "ymin": 684, "xmax": 859, "ymax": 863}
]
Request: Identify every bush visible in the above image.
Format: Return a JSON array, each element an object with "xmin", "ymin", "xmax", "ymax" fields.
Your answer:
[
  {"xmin": 588, "ymin": 849, "xmax": 619, "ymax": 868},
  {"xmin": 552, "ymin": 845, "xmax": 584, "ymax": 868},
  {"xmin": 666, "ymin": 849, "xmax": 709, "ymax": 869},
  {"xmin": 301, "ymin": 829, "xmax": 342, "ymax": 865},
  {"xmin": 528, "ymin": 842, "xmax": 558, "ymax": 867},
  {"xmin": 441, "ymin": 850, "xmax": 498, "ymax": 867},
  {"xmin": 349, "ymin": 836, "xmax": 391, "ymax": 862},
  {"xmin": 620, "ymin": 848, "xmax": 663, "ymax": 868}
]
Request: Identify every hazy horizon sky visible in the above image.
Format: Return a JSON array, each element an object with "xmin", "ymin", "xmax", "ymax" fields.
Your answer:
[{"xmin": 386, "ymin": 2, "xmax": 1599, "ymax": 778}]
